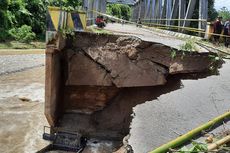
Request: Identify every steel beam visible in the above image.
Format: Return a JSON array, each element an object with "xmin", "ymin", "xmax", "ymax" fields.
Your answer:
[
  {"xmin": 100, "ymin": 0, "xmax": 107, "ymax": 13},
  {"xmin": 140, "ymin": 0, "xmax": 146, "ymax": 19},
  {"xmin": 154, "ymin": 0, "xmax": 160, "ymax": 20},
  {"xmin": 160, "ymin": 0, "xmax": 167, "ymax": 24},
  {"xmin": 132, "ymin": 3, "xmax": 139, "ymax": 21},
  {"xmin": 183, "ymin": 0, "xmax": 197, "ymax": 28},
  {"xmin": 87, "ymin": 0, "xmax": 94, "ymax": 24},
  {"xmin": 138, "ymin": 2, "xmax": 142, "ymax": 20},
  {"xmin": 150, "ymin": 0, "xmax": 156, "ymax": 22},
  {"xmin": 83, "ymin": 0, "xmax": 88, "ymax": 11},
  {"xmin": 199, "ymin": 0, "xmax": 208, "ymax": 30},
  {"xmin": 145, "ymin": 0, "xmax": 151, "ymax": 19},
  {"xmin": 95, "ymin": 0, "xmax": 99, "ymax": 12},
  {"xmin": 170, "ymin": 0, "xmax": 179, "ymax": 25},
  {"xmin": 158, "ymin": 0, "xmax": 163, "ymax": 20},
  {"xmin": 166, "ymin": 0, "xmax": 172, "ymax": 25},
  {"xmin": 178, "ymin": 0, "xmax": 186, "ymax": 27}
]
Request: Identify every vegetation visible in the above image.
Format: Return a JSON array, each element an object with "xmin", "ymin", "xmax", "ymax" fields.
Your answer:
[
  {"xmin": 218, "ymin": 7, "xmax": 230, "ymax": 21},
  {"xmin": 170, "ymin": 49, "xmax": 177, "ymax": 59},
  {"xmin": 170, "ymin": 40, "xmax": 198, "ymax": 60},
  {"xmin": 189, "ymin": 0, "xmax": 217, "ymax": 33},
  {"xmin": 106, "ymin": 4, "xmax": 131, "ymax": 21},
  {"xmin": 207, "ymin": 0, "xmax": 218, "ymax": 21},
  {"xmin": 180, "ymin": 40, "xmax": 198, "ymax": 52},
  {"xmin": 0, "ymin": 41, "xmax": 45, "ymax": 49},
  {"xmin": 87, "ymin": 27, "xmax": 112, "ymax": 35},
  {"xmin": 9, "ymin": 25, "xmax": 36, "ymax": 43},
  {"xmin": 177, "ymin": 141, "xmax": 208, "ymax": 153},
  {"xmin": 0, "ymin": 0, "xmax": 82, "ymax": 43}
]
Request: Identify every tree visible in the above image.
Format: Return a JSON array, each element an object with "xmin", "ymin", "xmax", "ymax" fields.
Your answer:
[
  {"xmin": 190, "ymin": 0, "xmax": 217, "ymax": 30},
  {"xmin": 0, "ymin": 0, "xmax": 10, "ymax": 41},
  {"xmin": 24, "ymin": 0, "xmax": 47, "ymax": 35},
  {"xmin": 106, "ymin": 4, "xmax": 131, "ymax": 20},
  {"xmin": 208, "ymin": 0, "xmax": 218, "ymax": 21},
  {"xmin": 120, "ymin": 4, "xmax": 131, "ymax": 20},
  {"xmin": 48, "ymin": 0, "xmax": 82, "ymax": 9},
  {"xmin": 218, "ymin": 7, "xmax": 230, "ymax": 21}
]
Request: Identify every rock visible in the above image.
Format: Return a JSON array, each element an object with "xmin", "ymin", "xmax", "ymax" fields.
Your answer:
[{"xmin": 19, "ymin": 97, "xmax": 31, "ymax": 102}]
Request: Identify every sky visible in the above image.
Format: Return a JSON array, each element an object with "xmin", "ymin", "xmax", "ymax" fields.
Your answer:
[{"xmin": 215, "ymin": 0, "xmax": 230, "ymax": 10}]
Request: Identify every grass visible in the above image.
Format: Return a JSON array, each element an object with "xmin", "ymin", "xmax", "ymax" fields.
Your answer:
[
  {"xmin": 179, "ymin": 39, "xmax": 198, "ymax": 52},
  {"xmin": 87, "ymin": 26, "xmax": 112, "ymax": 34},
  {"xmin": 0, "ymin": 40, "xmax": 45, "ymax": 49}
]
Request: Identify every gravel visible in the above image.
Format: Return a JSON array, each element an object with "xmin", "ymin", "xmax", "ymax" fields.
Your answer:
[{"xmin": 0, "ymin": 54, "xmax": 45, "ymax": 75}]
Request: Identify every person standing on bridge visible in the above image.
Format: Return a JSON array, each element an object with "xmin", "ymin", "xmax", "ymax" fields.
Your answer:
[
  {"xmin": 136, "ymin": 18, "xmax": 142, "ymax": 27},
  {"xmin": 224, "ymin": 18, "xmax": 230, "ymax": 47},
  {"xmin": 213, "ymin": 16, "xmax": 223, "ymax": 45}
]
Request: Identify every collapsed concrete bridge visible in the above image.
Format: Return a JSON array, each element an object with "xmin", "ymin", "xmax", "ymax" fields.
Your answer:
[{"xmin": 44, "ymin": 21, "xmax": 219, "ymax": 152}]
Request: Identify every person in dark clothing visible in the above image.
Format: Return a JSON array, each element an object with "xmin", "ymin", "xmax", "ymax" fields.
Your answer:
[
  {"xmin": 136, "ymin": 18, "xmax": 142, "ymax": 27},
  {"xmin": 224, "ymin": 18, "xmax": 230, "ymax": 47},
  {"xmin": 213, "ymin": 17, "xmax": 223, "ymax": 44}
]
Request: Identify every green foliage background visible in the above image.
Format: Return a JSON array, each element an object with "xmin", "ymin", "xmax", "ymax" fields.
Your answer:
[
  {"xmin": 218, "ymin": 7, "xmax": 230, "ymax": 21},
  {"xmin": 0, "ymin": 0, "xmax": 82, "ymax": 42},
  {"xmin": 106, "ymin": 4, "xmax": 131, "ymax": 21}
]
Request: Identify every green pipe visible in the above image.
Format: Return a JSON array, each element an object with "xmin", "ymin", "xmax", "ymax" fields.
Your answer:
[{"xmin": 150, "ymin": 110, "xmax": 230, "ymax": 153}]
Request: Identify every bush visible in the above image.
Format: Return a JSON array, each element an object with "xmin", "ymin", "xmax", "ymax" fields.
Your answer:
[
  {"xmin": 106, "ymin": 4, "xmax": 131, "ymax": 20},
  {"xmin": 9, "ymin": 25, "xmax": 36, "ymax": 43},
  {"xmin": 0, "ymin": 28, "xmax": 9, "ymax": 42}
]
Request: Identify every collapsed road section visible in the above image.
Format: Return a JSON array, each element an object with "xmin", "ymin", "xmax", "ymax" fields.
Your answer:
[{"xmin": 43, "ymin": 30, "xmax": 219, "ymax": 152}]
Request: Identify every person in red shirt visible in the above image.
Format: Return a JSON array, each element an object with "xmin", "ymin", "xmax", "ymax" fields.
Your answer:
[{"xmin": 96, "ymin": 16, "xmax": 105, "ymax": 28}]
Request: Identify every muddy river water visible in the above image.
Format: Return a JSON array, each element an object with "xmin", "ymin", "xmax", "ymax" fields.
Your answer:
[{"xmin": 0, "ymin": 60, "xmax": 230, "ymax": 153}]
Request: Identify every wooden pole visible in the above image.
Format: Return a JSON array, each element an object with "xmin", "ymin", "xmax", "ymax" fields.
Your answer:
[
  {"xmin": 150, "ymin": 110, "xmax": 230, "ymax": 153},
  {"xmin": 208, "ymin": 135, "xmax": 230, "ymax": 151}
]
